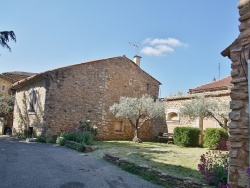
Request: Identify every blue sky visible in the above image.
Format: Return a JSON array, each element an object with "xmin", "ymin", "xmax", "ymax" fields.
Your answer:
[{"xmin": 2, "ymin": 0, "xmax": 240, "ymax": 97}]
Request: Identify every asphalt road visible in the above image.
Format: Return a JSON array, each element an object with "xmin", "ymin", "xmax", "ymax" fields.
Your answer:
[{"xmin": 0, "ymin": 136, "xmax": 163, "ymax": 188}]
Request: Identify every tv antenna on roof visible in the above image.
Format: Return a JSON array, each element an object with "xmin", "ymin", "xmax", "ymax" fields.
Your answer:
[{"xmin": 129, "ymin": 42, "xmax": 139, "ymax": 55}]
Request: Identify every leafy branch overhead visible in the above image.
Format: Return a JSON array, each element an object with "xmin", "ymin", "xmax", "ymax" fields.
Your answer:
[{"xmin": 0, "ymin": 31, "xmax": 16, "ymax": 52}]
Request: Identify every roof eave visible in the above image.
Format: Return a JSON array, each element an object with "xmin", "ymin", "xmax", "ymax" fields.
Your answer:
[{"xmin": 221, "ymin": 39, "xmax": 239, "ymax": 58}]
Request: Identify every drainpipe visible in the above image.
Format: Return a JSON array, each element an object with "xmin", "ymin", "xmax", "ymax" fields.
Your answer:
[{"xmin": 248, "ymin": 50, "xmax": 250, "ymax": 166}]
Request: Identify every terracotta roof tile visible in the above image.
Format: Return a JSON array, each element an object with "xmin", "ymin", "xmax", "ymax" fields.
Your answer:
[{"xmin": 189, "ymin": 76, "xmax": 232, "ymax": 94}]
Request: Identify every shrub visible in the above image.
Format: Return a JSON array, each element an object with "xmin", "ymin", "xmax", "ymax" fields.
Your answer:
[
  {"xmin": 56, "ymin": 136, "xmax": 65, "ymax": 146},
  {"xmin": 198, "ymin": 150, "xmax": 229, "ymax": 187},
  {"xmin": 79, "ymin": 120, "xmax": 97, "ymax": 136},
  {"xmin": 46, "ymin": 137, "xmax": 57, "ymax": 143},
  {"xmin": 174, "ymin": 127, "xmax": 200, "ymax": 147},
  {"xmin": 57, "ymin": 120, "xmax": 96, "ymax": 149},
  {"xmin": 83, "ymin": 131, "xmax": 93, "ymax": 145},
  {"xmin": 36, "ymin": 135, "xmax": 47, "ymax": 143},
  {"xmin": 203, "ymin": 128, "xmax": 228, "ymax": 149}
]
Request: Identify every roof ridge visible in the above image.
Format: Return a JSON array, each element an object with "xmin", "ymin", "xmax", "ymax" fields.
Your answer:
[
  {"xmin": 12, "ymin": 55, "xmax": 161, "ymax": 88},
  {"xmin": 189, "ymin": 76, "xmax": 232, "ymax": 94},
  {"xmin": 191, "ymin": 76, "xmax": 231, "ymax": 89}
]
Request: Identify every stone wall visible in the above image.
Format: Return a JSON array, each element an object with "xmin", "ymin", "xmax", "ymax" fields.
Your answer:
[
  {"xmin": 165, "ymin": 91, "xmax": 230, "ymax": 133},
  {"xmin": 34, "ymin": 56, "xmax": 167, "ymax": 140},
  {"xmin": 12, "ymin": 79, "xmax": 46, "ymax": 136},
  {"xmin": 0, "ymin": 77, "xmax": 12, "ymax": 95},
  {"xmin": 225, "ymin": 1, "xmax": 250, "ymax": 187},
  {"xmin": 103, "ymin": 153, "xmax": 212, "ymax": 188}
]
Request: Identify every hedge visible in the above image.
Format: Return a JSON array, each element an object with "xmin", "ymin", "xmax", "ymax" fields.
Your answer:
[
  {"xmin": 203, "ymin": 128, "xmax": 228, "ymax": 149},
  {"xmin": 173, "ymin": 127, "xmax": 200, "ymax": 147}
]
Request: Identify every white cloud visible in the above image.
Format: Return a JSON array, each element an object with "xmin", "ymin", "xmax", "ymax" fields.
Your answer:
[
  {"xmin": 140, "ymin": 37, "xmax": 188, "ymax": 56},
  {"xmin": 142, "ymin": 38, "xmax": 152, "ymax": 44},
  {"xmin": 141, "ymin": 45, "xmax": 174, "ymax": 56}
]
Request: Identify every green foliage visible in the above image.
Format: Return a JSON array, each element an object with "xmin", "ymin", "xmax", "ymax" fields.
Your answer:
[
  {"xmin": 56, "ymin": 136, "xmax": 66, "ymax": 146},
  {"xmin": 109, "ymin": 94, "xmax": 165, "ymax": 142},
  {"xmin": 0, "ymin": 93, "xmax": 14, "ymax": 119},
  {"xmin": 198, "ymin": 150, "xmax": 229, "ymax": 187},
  {"xmin": 203, "ymin": 128, "xmax": 228, "ymax": 149},
  {"xmin": 76, "ymin": 142, "xmax": 86, "ymax": 152},
  {"xmin": 46, "ymin": 137, "xmax": 57, "ymax": 143},
  {"xmin": 110, "ymin": 94, "xmax": 165, "ymax": 122},
  {"xmin": 79, "ymin": 120, "xmax": 97, "ymax": 136},
  {"xmin": 61, "ymin": 131, "xmax": 93, "ymax": 145},
  {"xmin": 180, "ymin": 95, "xmax": 230, "ymax": 129},
  {"xmin": 36, "ymin": 135, "xmax": 46, "ymax": 143},
  {"xmin": 13, "ymin": 132, "xmax": 26, "ymax": 139},
  {"xmin": 57, "ymin": 120, "xmax": 96, "ymax": 152},
  {"xmin": 174, "ymin": 127, "xmax": 200, "ymax": 147},
  {"xmin": 83, "ymin": 131, "xmax": 93, "ymax": 145}
]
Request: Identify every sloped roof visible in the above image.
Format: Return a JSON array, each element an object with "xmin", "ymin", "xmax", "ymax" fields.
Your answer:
[
  {"xmin": 2, "ymin": 71, "xmax": 36, "ymax": 77},
  {"xmin": 0, "ymin": 74, "xmax": 16, "ymax": 83},
  {"xmin": 189, "ymin": 76, "xmax": 232, "ymax": 94},
  {"xmin": 1, "ymin": 71, "xmax": 37, "ymax": 82},
  {"xmin": 12, "ymin": 55, "xmax": 161, "ymax": 89}
]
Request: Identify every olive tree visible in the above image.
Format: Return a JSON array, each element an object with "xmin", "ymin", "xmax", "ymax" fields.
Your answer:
[
  {"xmin": 180, "ymin": 95, "xmax": 230, "ymax": 144},
  {"xmin": 109, "ymin": 94, "xmax": 165, "ymax": 142}
]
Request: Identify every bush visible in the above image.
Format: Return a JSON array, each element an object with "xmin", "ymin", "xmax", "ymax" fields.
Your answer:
[
  {"xmin": 174, "ymin": 127, "xmax": 200, "ymax": 147},
  {"xmin": 198, "ymin": 150, "xmax": 229, "ymax": 187},
  {"xmin": 56, "ymin": 136, "xmax": 66, "ymax": 146},
  {"xmin": 61, "ymin": 131, "xmax": 83, "ymax": 143},
  {"xmin": 83, "ymin": 131, "xmax": 93, "ymax": 145},
  {"xmin": 56, "ymin": 120, "xmax": 97, "ymax": 152},
  {"xmin": 203, "ymin": 128, "xmax": 228, "ymax": 149},
  {"xmin": 36, "ymin": 135, "xmax": 47, "ymax": 143}
]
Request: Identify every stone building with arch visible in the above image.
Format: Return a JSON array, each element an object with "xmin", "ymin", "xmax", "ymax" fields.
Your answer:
[{"xmin": 165, "ymin": 76, "xmax": 232, "ymax": 133}]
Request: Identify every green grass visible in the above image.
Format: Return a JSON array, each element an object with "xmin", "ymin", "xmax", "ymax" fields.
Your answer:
[{"xmin": 89, "ymin": 141, "xmax": 209, "ymax": 182}]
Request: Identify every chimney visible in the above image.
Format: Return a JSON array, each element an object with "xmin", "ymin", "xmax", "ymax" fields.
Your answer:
[{"xmin": 133, "ymin": 55, "xmax": 142, "ymax": 67}]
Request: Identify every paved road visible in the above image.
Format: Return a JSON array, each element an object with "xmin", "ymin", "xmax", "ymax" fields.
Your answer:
[{"xmin": 0, "ymin": 136, "xmax": 162, "ymax": 188}]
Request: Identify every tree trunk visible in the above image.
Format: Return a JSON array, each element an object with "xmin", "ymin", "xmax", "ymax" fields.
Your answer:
[
  {"xmin": 199, "ymin": 117, "xmax": 204, "ymax": 146},
  {"xmin": 132, "ymin": 128, "xmax": 141, "ymax": 142}
]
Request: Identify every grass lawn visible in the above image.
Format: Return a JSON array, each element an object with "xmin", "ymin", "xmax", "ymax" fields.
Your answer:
[{"xmin": 89, "ymin": 141, "xmax": 209, "ymax": 182}]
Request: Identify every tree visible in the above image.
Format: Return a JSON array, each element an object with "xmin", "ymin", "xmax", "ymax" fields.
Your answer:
[
  {"xmin": 0, "ymin": 93, "xmax": 14, "ymax": 120},
  {"xmin": 180, "ymin": 95, "xmax": 230, "ymax": 144},
  {"xmin": 0, "ymin": 31, "xmax": 16, "ymax": 52},
  {"xmin": 109, "ymin": 94, "xmax": 165, "ymax": 142}
]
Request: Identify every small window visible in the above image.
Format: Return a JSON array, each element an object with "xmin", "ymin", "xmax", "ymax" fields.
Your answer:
[
  {"xmin": 28, "ymin": 89, "xmax": 38, "ymax": 113},
  {"xmin": 146, "ymin": 83, "xmax": 150, "ymax": 91},
  {"xmin": 114, "ymin": 121, "xmax": 124, "ymax": 133},
  {"xmin": 1, "ymin": 85, "xmax": 5, "ymax": 91}
]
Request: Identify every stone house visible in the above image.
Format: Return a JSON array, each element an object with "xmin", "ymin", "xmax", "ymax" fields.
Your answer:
[
  {"xmin": 0, "ymin": 72, "xmax": 36, "ymax": 134},
  {"xmin": 12, "ymin": 56, "xmax": 167, "ymax": 140},
  {"xmin": 0, "ymin": 72, "xmax": 35, "ymax": 94},
  {"xmin": 220, "ymin": 0, "xmax": 250, "ymax": 187},
  {"xmin": 165, "ymin": 76, "xmax": 232, "ymax": 133}
]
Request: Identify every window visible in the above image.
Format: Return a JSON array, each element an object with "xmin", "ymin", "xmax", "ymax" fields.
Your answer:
[
  {"xmin": 28, "ymin": 88, "xmax": 38, "ymax": 112},
  {"xmin": 114, "ymin": 121, "xmax": 124, "ymax": 133},
  {"xmin": 146, "ymin": 83, "xmax": 150, "ymax": 91}
]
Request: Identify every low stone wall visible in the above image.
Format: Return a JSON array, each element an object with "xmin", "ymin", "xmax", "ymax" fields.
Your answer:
[{"xmin": 103, "ymin": 153, "xmax": 212, "ymax": 188}]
